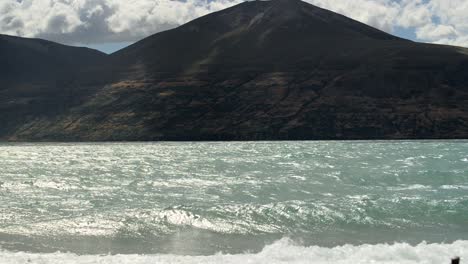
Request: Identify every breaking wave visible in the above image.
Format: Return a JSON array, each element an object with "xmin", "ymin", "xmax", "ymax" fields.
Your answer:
[{"xmin": 1, "ymin": 239, "xmax": 466, "ymax": 264}]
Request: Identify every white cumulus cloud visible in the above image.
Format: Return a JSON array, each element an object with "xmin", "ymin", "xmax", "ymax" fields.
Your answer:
[
  {"xmin": 0, "ymin": 0, "xmax": 241, "ymax": 44},
  {"xmin": 304, "ymin": 0, "xmax": 468, "ymax": 47},
  {"xmin": 0, "ymin": 0, "xmax": 467, "ymax": 48},
  {"xmin": 416, "ymin": 23, "xmax": 458, "ymax": 41},
  {"xmin": 306, "ymin": 0, "xmax": 400, "ymax": 33},
  {"xmin": 396, "ymin": 0, "xmax": 432, "ymax": 28}
]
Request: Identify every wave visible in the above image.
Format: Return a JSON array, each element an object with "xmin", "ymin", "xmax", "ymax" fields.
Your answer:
[
  {"xmin": 2, "ymin": 195, "xmax": 467, "ymax": 239},
  {"xmin": 1, "ymin": 239, "xmax": 466, "ymax": 264}
]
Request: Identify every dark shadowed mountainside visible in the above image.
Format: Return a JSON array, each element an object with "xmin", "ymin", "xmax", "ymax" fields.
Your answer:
[
  {"xmin": 1, "ymin": 0, "xmax": 468, "ymax": 141},
  {"xmin": 0, "ymin": 34, "xmax": 107, "ymax": 138}
]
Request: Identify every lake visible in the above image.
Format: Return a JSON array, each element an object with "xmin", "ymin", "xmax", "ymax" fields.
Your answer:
[{"xmin": 0, "ymin": 141, "xmax": 467, "ymax": 263}]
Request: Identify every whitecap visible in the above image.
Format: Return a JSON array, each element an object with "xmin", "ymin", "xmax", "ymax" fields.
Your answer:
[
  {"xmin": 387, "ymin": 184, "xmax": 431, "ymax": 191},
  {"xmin": 440, "ymin": 185, "xmax": 468, "ymax": 190},
  {"xmin": 0, "ymin": 239, "xmax": 466, "ymax": 264}
]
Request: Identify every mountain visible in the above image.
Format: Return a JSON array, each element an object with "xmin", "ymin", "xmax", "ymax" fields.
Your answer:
[
  {"xmin": 110, "ymin": 0, "xmax": 402, "ymax": 75},
  {"xmin": 0, "ymin": 34, "xmax": 106, "ymax": 139},
  {"xmin": 1, "ymin": 0, "xmax": 468, "ymax": 141},
  {"xmin": 0, "ymin": 34, "xmax": 105, "ymax": 84}
]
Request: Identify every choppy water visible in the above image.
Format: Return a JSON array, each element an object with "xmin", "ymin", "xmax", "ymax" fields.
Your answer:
[{"xmin": 0, "ymin": 141, "xmax": 467, "ymax": 263}]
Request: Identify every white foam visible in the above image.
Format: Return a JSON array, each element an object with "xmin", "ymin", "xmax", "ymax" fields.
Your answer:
[
  {"xmin": 440, "ymin": 185, "xmax": 468, "ymax": 190},
  {"xmin": 388, "ymin": 184, "xmax": 431, "ymax": 191},
  {"xmin": 1, "ymin": 239, "xmax": 467, "ymax": 264}
]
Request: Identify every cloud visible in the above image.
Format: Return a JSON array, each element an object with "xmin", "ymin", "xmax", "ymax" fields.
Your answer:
[
  {"xmin": 0, "ymin": 0, "xmax": 83, "ymax": 37},
  {"xmin": 0, "ymin": 0, "xmax": 468, "ymax": 48},
  {"xmin": 306, "ymin": 0, "xmax": 400, "ymax": 33},
  {"xmin": 416, "ymin": 23, "xmax": 458, "ymax": 41},
  {"xmin": 304, "ymin": 0, "xmax": 468, "ymax": 47},
  {"xmin": 0, "ymin": 0, "xmax": 241, "ymax": 44},
  {"xmin": 396, "ymin": 0, "xmax": 432, "ymax": 28},
  {"xmin": 425, "ymin": 0, "xmax": 468, "ymax": 47}
]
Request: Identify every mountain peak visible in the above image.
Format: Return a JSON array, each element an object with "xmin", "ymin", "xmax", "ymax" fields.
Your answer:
[
  {"xmin": 270, "ymin": 0, "xmax": 302, "ymax": 6},
  {"xmin": 113, "ymin": 0, "xmax": 403, "ymax": 74}
]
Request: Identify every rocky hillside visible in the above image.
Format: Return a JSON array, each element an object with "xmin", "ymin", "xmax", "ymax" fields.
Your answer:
[{"xmin": 0, "ymin": 34, "xmax": 107, "ymax": 139}]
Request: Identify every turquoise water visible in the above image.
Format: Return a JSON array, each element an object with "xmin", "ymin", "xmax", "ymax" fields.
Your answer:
[{"xmin": 0, "ymin": 141, "xmax": 467, "ymax": 263}]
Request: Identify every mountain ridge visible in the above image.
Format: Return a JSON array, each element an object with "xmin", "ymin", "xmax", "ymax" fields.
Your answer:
[{"xmin": 109, "ymin": 0, "xmax": 406, "ymax": 77}]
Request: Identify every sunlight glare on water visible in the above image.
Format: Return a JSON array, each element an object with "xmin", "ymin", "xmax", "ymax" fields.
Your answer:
[{"xmin": 0, "ymin": 141, "xmax": 467, "ymax": 262}]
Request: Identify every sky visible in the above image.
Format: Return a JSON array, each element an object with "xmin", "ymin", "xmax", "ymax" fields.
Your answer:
[{"xmin": 1, "ymin": 0, "xmax": 468, "ymax": 54}]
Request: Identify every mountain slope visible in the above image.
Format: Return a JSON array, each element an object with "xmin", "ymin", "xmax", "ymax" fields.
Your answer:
[
  {"xmin": 0, "ymin": 34, "xmax": 105, "ymax": 84},
  {"xmin": 0, "ymin": 34, "xmax": 106, "ymax": 138},
  {"xmin": 110, "ymin": 0, "xmax": 404, "ymax": 76},
  {"xmin": 2, "ymin": 0, "xmax": 468, "ymax": 141}
]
